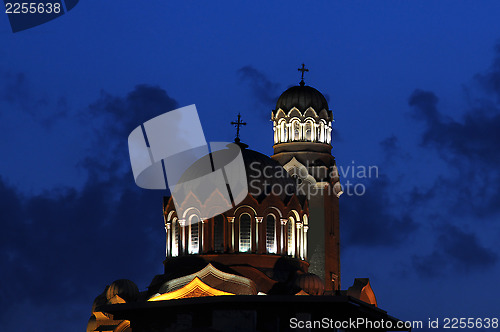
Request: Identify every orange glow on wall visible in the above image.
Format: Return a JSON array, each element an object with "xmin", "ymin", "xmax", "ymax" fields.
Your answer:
[{"xmin": 148, "ymin": 277, "xmax": 235, "ymax": 301}]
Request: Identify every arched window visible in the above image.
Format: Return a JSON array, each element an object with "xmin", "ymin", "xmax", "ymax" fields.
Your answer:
[
  {"xmin": 189, "ymin": 215, "xmax": 200, "ymax": 254},
  {"xmin": 304, "ymin": 121, "xmax": 313, "ymax": 141},
  {"xmin": 292, "ymin": 120, "xmax": 301, "ymax": 141},
  {"xmin": 266, "ymin": 214, "xmax": 276, "ymax": 254},
  {"xmin": 282, "ymin": 122, "xmax": 288, "ymax": 142},
  {"xmin": 239, "ymin": 213, "xmax": 251, "ymax": 252},
  {"xmin": 213, "ymin": 214, "xmax": 224, "ymax": 253},
  {"xmin": 172, "ymin": 218, "xmax": 180, "ymax": 257},
  {"xmin": 287, "ymin": 217, "xmax": 295, "ymax": 256}
]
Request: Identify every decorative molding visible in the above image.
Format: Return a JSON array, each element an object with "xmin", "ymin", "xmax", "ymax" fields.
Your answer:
[
  {"xmin": 227, "ymin": 217, "xmax": 235, "ymax": 223},
  {"xmin": 280, "ymin": 218, "xmax": 288, "ymax": 225},
  {"xmin": 255, "ymin": 217, "xmax": 263, "ymax": 223}
]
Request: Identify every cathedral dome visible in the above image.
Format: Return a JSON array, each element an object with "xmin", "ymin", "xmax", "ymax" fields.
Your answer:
[
  {"xmin": 106, "ymin": 279, "xmax": 139, "ymax": 303},
  {"xmin": 296, "ymin": 273, "xmax": 325, "ymax": 295},
  {"xmin": 176, "ymin": 142, "xmax": 297, "ymax": 203},
  {"xmin": 240, "ymin": 144, "xmax": 297, "ymax": 201},
  {"xmin": 275, "ymin": 85, "xmax": 329, "ymax": 113}
]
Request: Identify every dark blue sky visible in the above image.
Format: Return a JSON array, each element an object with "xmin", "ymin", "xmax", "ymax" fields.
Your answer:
[{"xmin": 1, "ymin": 1, "xmax": 500, "ymax": 330}]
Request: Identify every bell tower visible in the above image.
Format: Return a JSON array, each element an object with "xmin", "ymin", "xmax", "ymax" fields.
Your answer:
[{"xmin": 271, "ymin": 65, "xmax": 342, "ymax": 291}]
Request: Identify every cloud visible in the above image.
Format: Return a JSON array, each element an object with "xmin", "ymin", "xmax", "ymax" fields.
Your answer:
[
  {"xmin": 408, "ymin": 44, "xmax": 500, "ymax": 218},
  {"xmin": 237, "ymin": 66, "xmax": 281, "ymax": 116},
  {"xmin": 412, "ymin": 224, "xmax": 497, "ymax": 277},
  {"xmin": 0, "ymin": 84, "xmax": 178, "ymax": 330},
  {"xmin": 475, "ymin": 43, "xmax": 500, "ymax": 101},
  {"xmin": 340, "ymin": 176, "xmax": 418, "ymax": 248},
  {"xmin": 0, "ymin": 70, "xmax": 68, "ymax": 128},
  {"xmin": 379, "ymin": 135, "xmax": 410, "ymax": 162},
  {"xmin": 82, "ymin": 84, "xmax": 179, "ymax": 181}
]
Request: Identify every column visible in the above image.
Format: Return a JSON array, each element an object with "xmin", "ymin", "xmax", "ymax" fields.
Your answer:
[
  {"xmin": 165, "ymin": 223, "xmax": 171, "ymax": 258},
  {"xmin": 280, "ymin": 218, "xmax": 287, "ymax": 254},
  {"xmin": 178, "ymin": 219, "xmax": 186, "ymax": 255},
  {"xmin": 255, "ymin": 217, "xmax": 263, "ymax": 253},
  {"xmin": 227, "ymin": 217, "xmax": 235, "ymax": 253}
]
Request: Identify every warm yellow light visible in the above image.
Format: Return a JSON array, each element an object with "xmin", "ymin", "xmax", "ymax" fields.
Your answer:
[{"xmin": 148, "ymin": 277, "xmax": 235, "ymax": 301}]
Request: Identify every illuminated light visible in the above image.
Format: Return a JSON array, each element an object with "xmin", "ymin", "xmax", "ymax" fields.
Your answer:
[{"xmin": 148, "ymin": 277, "xmax": 235, "ymax": 301}]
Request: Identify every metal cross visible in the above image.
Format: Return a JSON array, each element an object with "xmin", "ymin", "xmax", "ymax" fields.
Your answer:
[
  {"xmin": 231, "ymin": 113, "xmax": 246, "ymax": 142},
  {"xmin": 298, "ymin": 63, "xmax": 309, "ymax": 86}
]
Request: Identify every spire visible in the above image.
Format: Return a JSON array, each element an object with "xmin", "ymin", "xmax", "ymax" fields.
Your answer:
[
  {"xmin": 230, "ymin": 113, "xmax": 247, "ymax": 143},
  {"xmin": 298, "ymin": 63, "xmax": 309, "ymax": 86}
]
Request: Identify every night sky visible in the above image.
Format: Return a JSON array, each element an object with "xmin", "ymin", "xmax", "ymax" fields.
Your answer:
[{"xmin": 1, "ymin": 1, "xmax": 500, "ymax": 331}]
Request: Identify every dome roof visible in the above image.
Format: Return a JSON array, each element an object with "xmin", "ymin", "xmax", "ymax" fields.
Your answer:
[
  {"xmin": 275, "ymin": 85, "xmax": 329, "ymax": 113},
  {"xmin": 295, "ymin": 273, "xmax": 325, "ymax": 295},
  {"xmin": 176, "ymin": 143, "xmax": 297, "ymax": 203},
  {"xmin": 240, "ymin": 144, "xmax": 297, "ymax": 201},
  {"xmin": 106, "ymin": 279, "xmax": 139, "ymax": 302}
]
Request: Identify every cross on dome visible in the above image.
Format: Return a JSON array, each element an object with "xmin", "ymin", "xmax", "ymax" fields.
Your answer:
[
  {"xmin": 231, "ymin": 113, "xmax": 247, "ymax": 143},
  {"xmin": 298, "ymin": 63, "xmax": 309, "ymax": 86}
]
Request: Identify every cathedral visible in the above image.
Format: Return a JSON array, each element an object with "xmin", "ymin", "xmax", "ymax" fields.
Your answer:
[{"xmin": 87, "ymin": 67, "xmax": 410, "ymax": 332}]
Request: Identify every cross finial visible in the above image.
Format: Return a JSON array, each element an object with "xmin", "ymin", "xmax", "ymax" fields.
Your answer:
[
  {"xmin": 230, "ymin": 113, "xmax": 247, "ymax": 143},
  {"xmin": 298, "ymin": 63, "xmax": 309, "ymax": 86}
]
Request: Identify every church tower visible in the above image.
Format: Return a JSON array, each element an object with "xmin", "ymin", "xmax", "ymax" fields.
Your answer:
[{"xmin": 271, "ymin": 65, "xmax": 342, "ymax": 291}]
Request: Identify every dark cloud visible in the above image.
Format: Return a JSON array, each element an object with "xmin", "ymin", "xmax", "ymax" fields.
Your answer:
[
  {"xmin": 408, "ymin": 44, "xmax": 500, "ymax": 218},
  {"xmin": 237, "ymin": 66, "xmax": 281, "ymax": 117},
  {"xmin": 0, "ymin": 70, "xmax": 68, "ymax": 128},
  {"xmin": 340, "ymin": 176, "xmax": 418, "ymax": 248},
  {"xmin": 379, "ymin": 135, "xmax": 409, "ymax": 162},
  {"xmin": 82, "ymin": 84, "xmax": 178, "ymax": 181},
  {"xmin": 412, "ymin": 224, "xmax": 497, "ymax": 278},
  {"xmin": 409, "ymin": 89, "xmax": 500, "ymax": 165},
  {"xmin": 0, "ymin": 85, "xmax": 176, "ymax": 329},
  {"xmin": 475, "ymin": 43, "xmax": 500, "ymax": 101}
]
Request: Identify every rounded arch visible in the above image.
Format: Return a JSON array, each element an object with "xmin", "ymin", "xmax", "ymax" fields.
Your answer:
[
  {"xmin": 274, "ymin": 109, "xmax": 287, "ymax": 121},
  {"xmin": 182, "ymin": 207, "xmax": 202, "ymax": 224},
  {"xmin": 302, "ymin": 214, "xmax": 308, "ymax": 225},
  {"xmin": 278, "ymin": 118, "xmax": 288, "ymax": 143},
  {"xmin": 290, "ymin": 118, "xmax": 302, "ymax": 141},
  {"xmin": 303, "ymin": 108, "xmax": 318, "ymax": 118},
  {"xmin": 304, "ymin": 118, "xmax": 315, "ymax": 141},
  {"xmin": 288, "ymin": 108, "xmax": 302, "ymax": 119},
  {"xmin": 234, "ymin": 204, "xmax": 257, "ymax": 218},
  {"xmin": 188, "ymin": 214, "xmax": 201, "ymax": 254},
  {"xmin": 288, "ymin": 209, "xmax": 301, "ymax": 223},
  {"xmin": 166, "ymin": 210, "xmax": 176, "ymax": 222}
]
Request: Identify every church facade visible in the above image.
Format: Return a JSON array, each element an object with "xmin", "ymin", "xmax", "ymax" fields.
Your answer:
[{"xmin": 87, "ymin": 68, "xmax": 410, "ymax": 332}]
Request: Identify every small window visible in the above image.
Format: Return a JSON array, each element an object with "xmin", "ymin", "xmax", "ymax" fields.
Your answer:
[
  {"xmin": 266, "ymin": 215, "xmax": 276, "ymax": 253},
  {"xmin": 305, "ymin": 122, "xmax": 312, "ymax": 141},
  {"xmin": 214, "ymin": 215, "xmax": 224, "ymax": 253},
  {"xmin": 239, "ymin": 214, "xmax": 252, "ymax": 252},
  {"xmin": 189, "ymin": 215, "xmax": 200, "ymax": 254}
]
